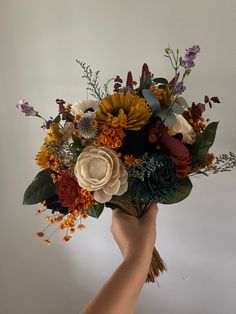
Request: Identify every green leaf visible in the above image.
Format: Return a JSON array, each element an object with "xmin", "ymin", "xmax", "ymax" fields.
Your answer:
[
  {"xmin": 153, "ymin": 77, "xmax": 169, "ymax": 85},
  {"xmin": 191, "ymin": 122, "xmax": 219, "ymax": 163},
  {"xmin": 23, "ymin": 169, "xmax": 56, "ymax": 205},
  {"xmin": 172, "ymin": 97, "xmax": 188, "ymax": 114},
  {"xmin": 175, "ymin": 97, "xmax": 188, "ymax": 108},
  {"xmin": 54, "ymin": 114, "xmax": 61, "ymax": 124},
  {"xmin": 142, "ymin": 89, "xmax": 161, "ymax": 116},
  {"xmin": 162, "ymin": 177, "xmax": 193, "ymax": 204},
  {"xmin": 87, "ymin": 203, "xmax": 104, "ymax": 218},
  {"xmin": 157, "ymin": 109, "xmax": 177, "ymax": 126}
]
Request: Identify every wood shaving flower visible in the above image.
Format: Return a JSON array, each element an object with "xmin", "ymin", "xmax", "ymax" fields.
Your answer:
[
  {"xmin": 169, "ymin": 114, "xmax": 196, "ymax": 144},
  {"xmin": 96, "ymin": 92, "xmax": 152, "ymax": 131},
  {"xmin": 70, "ymin": 100, "xmax": 99, "ymax": 117},
  {"xmin": 74, "ymin": 146, "xmax": 128, "ymax": 203}
]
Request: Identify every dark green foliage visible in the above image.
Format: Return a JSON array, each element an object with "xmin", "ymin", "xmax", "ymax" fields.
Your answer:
[
  {"xmin": 87, "ymin": 203, "xmax": 104, "ymax": 218},
  {"xmin": 120, "ymin": 153, "xmax": 177, "ymax": 204},
  {"xmin": 191, "ymin": 122, "xmax": 219, "ymax": 163},
  {"xmin": 45, "ymin": 194, "xmax": 69, "ymax": 215},
  {"xmin": 162, "ymin": 176, "xmax": 193, "ymax": 204},
  {"xmin": 23, "ymin": 169, "xmax": 56, "ymax": 205}
]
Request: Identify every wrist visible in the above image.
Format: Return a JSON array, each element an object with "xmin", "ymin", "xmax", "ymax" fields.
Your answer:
[{"xmin": 123, "ymin": 246, "xmax": 153, "ymax": 266}]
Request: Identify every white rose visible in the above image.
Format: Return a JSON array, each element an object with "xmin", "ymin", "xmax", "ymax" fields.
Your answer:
[
  {"xmin": 170, "ymin": 114, "xmax": 196, "ymax": 144},
  {"xmin": 74, "ymin": 146, "xmax": 128, "ymax": 203},
  {"xmin": 70, "ymin": 100, "xmax": 99, "ymax": 117}
]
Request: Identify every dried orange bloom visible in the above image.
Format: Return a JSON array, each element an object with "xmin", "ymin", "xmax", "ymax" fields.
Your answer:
[
  {"xmin": 69, "ymin": 228, "xmax": 75, "ymax": 234},
  {"xmin": 192, "ymin": 153, "xmax": 216, "ymax": 172},
  {"xmin": 43, "ymin": 239, "xmax": 51, "ymax": 245},
  {"xmin": 72, "ymin": 128, "xmax": 80, "ymax": 137},
  {"xmin": 90, "ymin": 119, "xmax": 97, "ymax": 128},
  {"xmin": 149, "ymin": 122, "xmax": 162, "ymax": 143},
  {"xmin": 150, "ymin": 86, "xmax": 174, "ymax": 107},
  {"xmin": 36, "ymin": 232, "xmax": 45, "ymax": 238},
  {"xmin": 63, "ymin": 235, "xmax": 71, "ymax": 242},
  {"xmin": 98, "ymin": 125, "xmax": 126, "ymax": 149},
  {"xmin": 123, "ymin": 155, "xmax": 141, "ymax": 167},
  {"xmin": 149, "ymin": 133, "xmax": 157, "ymax": 143},
  {"xmin": 77, "ymin": 223, "xmax": 86, "ymax": 230}
]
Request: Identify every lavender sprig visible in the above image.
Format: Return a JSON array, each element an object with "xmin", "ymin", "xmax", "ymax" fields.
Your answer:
[{"xmin": 16, "ymin": 100, "xmax": 37, "ymax": 117}]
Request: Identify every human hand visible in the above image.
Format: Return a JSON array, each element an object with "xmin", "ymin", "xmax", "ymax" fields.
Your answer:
[{"xmin": 110, "ymin": 204, "xmax": 158, "ymax": 262}]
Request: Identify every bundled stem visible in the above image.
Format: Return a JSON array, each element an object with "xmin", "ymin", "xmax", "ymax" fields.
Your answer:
[{"xmin": 107, "ymin": 199, "xmax": 167, "ymax": 283}]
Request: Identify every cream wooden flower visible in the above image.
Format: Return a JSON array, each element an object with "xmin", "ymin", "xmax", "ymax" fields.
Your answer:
[
  {"xmin": 170, "ymin": 114, "xmax": 196, "ymax": 144},
  {"xmin": 74, "ymin": 146, "xmax": 128, "ymax": 203},
  {"xmin": 70, "ymin": 100, "xmax": 99, "ymax": 117}
]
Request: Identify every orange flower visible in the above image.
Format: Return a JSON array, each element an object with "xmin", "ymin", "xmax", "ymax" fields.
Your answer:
[
  {"xmin": 123, "ymin": 155, "xmax": 141, "ymax": 167},
  {"xmin": 150, "ymin": 86, "xmax": 174, "ymax": 107},
  {"xmin": 98, "ymin": 125, "xmax": 126, "ymax": 149},
  {"xmin": 171, "ymin": 155, "xmax": 192, "ymax": 178}
]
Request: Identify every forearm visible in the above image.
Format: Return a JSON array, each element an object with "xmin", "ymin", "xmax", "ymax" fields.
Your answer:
[{"xmin": 80, "ymin": 250, "xmax": 153, "ymax": 314}]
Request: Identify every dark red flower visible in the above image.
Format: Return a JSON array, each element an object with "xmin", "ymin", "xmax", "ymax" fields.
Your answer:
[
  {"xmin": 126, "ymin": 71, "xmax": 133, "ymax": 88},
  {"xmin": 159, "ymin": 129, "xmax": 191, "ymax": 160},
  {"xmin": 140, "ymin": 63, "xmax": 150, "ymax": 80},
  {"xmin": 56, "ymin": 173, "xmax": 80, "ymax": 208}
]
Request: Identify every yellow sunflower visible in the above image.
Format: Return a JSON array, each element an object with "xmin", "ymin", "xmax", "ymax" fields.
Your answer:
[
  {"xmin": 96, "ymin": 92, "xmax": 152, "ymax": 131},
  {"xmin": 35, "ymin": 145, "xmax": 59, "ymax": 171},
  {"xmin": 44, "ymin": 122, "xmax": 62, "ymax": 144}
]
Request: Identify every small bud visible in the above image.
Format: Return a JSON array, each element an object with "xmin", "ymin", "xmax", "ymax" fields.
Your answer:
[{"xmin": 36, "ymin": 232, "xmax": 45, "ymax": 238}]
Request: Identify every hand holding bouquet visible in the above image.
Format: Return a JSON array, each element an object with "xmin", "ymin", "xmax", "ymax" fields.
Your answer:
[{"xmin": 17, "ymin": 45, "xmax": 236, "ymax": 282}]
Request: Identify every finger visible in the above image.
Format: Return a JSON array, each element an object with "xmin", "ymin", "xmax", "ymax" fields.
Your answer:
[
  {"xmin": 142, "ymin": 203, "xmax": 158, "ymax": 220},
  {"xmin": 112, "ymin": 207, "xmax": 128, "ymax": 218}
]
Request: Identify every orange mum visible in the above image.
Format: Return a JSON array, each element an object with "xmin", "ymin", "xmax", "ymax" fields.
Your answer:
[{"xmin": 98, "ymin": 125, "xmax": 126, "ymax": 149}]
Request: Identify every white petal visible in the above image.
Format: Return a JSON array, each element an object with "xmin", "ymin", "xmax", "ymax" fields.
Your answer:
[
  {"xmin": 103, "ymin": 180, "xmax": 120, "ymax": 195},
  {"xmin": 94, "ymin": 189, "xmax": 112, "ymax": 203},
  {"xmin": 115, "ymin": 182, "xmax": 128, "ymax": 196}
]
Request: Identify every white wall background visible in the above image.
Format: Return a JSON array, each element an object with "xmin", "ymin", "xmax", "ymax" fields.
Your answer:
[{"xmin": 1, "ymin": 0, "xmax": 236, "ymax": 313}]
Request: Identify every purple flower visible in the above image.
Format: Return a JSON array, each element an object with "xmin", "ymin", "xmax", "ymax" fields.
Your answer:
[
  {"xmin": 16, "ymin": 99, "xmax": 37, "ymax": 116},
  {"xmin": 180, "ymin": 45, "xmax": 200, "ymax": 69},
  {"xmin": 174, "ymin": 81, "xmax": 186, "ymax": 95},
  {"xmin": 41, "ymin": 119, "xmax": 53, "ymax": 129}
]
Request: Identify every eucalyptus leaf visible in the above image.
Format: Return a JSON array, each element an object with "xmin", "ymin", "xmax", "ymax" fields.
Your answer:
[
  {"xmin": 191, "ymin": 122, "xmax": 219, "ymax": 163},
  {"xmin": 172, "ymin": 102, "xmax": 185, "ymax": 114},
  {"xmin": 142, "ymin": 89, "xmax": 161, "ymax": 116},
  {"xmin": 23, "ymin": 169, "xmax": 56, "ymax": 205},
  {"xmin": 87, "ymin": 203, "xmax": 104, "ymax": 218},
  {"xmin": 157, "ymin": 109, "xmax": 177, "ymax": 126},
  {"xmin": 162, "ymin": 177, "xmax": 193, "ymax": 204},
  {"xmin": 175, "ymin": 97, "xmax": 188, "ymax": 108}
]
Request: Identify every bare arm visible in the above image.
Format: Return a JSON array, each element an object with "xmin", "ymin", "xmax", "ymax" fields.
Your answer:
[{"xmin": 80, "ymin": 204, "xmax": 158, "ymax": 314}]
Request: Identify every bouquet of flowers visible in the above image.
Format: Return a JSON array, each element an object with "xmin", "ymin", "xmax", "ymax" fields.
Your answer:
[{"xmin": 17, "ymin": 45, "xmax": 236, "ymax": 282}]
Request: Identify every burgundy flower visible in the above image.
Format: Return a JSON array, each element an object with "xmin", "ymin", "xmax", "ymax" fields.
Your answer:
[
  {"xmin": 160, "ymin": 129, "xmax": 191, "ymax": 160},
  {"xmin": 140, "ymin": 63, "xmax": 150, "ymax": 80},
  {"xmin": 126, "ymin": 71, "xmax": 134, "ymax": 88},
  {"xmin": 56, "ymin": 173, "xmax": 81, "ymax": 208}
]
